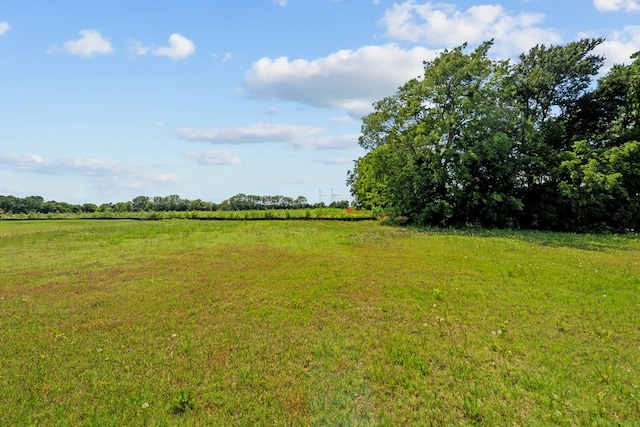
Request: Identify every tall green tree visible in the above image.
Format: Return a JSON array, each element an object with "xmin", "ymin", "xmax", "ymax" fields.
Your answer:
[
  {"xmin": 350, "ymin": 41, "xmax": 520, "ymax": 226},
  {"xmin": 132, "ymin": 195, "xmax": 150, "ymax": 212},
  {"xmin": 349, "ymin": 38, "xmax": 639, "ymax": 231},
  {"xmin": 566, "ymin": 51, "xmax": 640, "ymax": 147},
  {"xmin": 510, "ymin": 39, "xmax": 605, "ymax": 229},
  {"xmin": 557, "ymin": 51, "xmax": 640, "ymax": 231}
]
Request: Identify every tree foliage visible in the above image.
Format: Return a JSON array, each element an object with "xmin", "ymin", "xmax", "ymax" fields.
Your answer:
[
  {"xmin": 0, "ymin": 193, "xmax": 348, "ymax": 215},
  {"xmin": 219, "ymin": 194, "xmax": 310, "ymax": 211},
  {"xmin": 348, "ymin": 39, "xmax": 640, "ymax": 232}
]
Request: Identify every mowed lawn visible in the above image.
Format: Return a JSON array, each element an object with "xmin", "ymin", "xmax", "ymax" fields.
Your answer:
[{"xmin": 1, "ymin": 219, "xmax": 639, "ymax": 425}]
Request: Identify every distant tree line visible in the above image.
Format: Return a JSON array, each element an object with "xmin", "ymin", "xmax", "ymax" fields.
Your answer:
[
  {"xmin": 218, "ymin": 193, "xmax": 348, "ymax": 210},
  {"xmin": 0, "ymin": 194, "xmax": 350, "ymax": 215},
  {"xmin": 348, "ymin": 39, "xmax": 640, "ymax": 232}
]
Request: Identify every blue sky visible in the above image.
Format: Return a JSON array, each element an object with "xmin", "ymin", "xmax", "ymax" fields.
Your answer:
[{"xmin": 1, "ymin": 0, "xmax": 639, "ymax": 205}]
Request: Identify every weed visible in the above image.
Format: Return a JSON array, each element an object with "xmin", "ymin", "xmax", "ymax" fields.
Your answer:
[
  {"xmin": 169, "ymin": 390, "xmax": 195, "ymax": 415},
  {"xmin": 462, "ymin": 391, "xmax": 484, "ymax": 424}
]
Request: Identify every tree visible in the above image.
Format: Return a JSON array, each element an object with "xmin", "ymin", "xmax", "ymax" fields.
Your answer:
[
  {"xmin": 132, "ymin": 196, "xmax": 150, "ymax": 212},
  {"xmin": 513, "ymin": 38, "xmax": 604, "ymax": 127},
  {"xmin": 349, "ymin": 39, "xmax": 639, "ymax": 231},
  {"xmin": 20, "ymin": 196, "xmax": 44, "ymax": 213},
  {"xmin": 558, "ymin": 140, "xmax": 640, "ymax": 231},
  {"xmin": 99, "ymin": 203, "xmax": 113, "ymax": 212},
  {"xmin": 566, "ymin": 51, "xmax": 640, "ymax": 147},
  {"xmin": 350, "ymin": 41, "xmax": 521, "ymax": 226},
  {"xmin": 221, "ymin": 193, "xmax": 311, "ymax": 211},
  {"xmin": 113, "ymin": 201, "xmax": 134, "ymax": 212},
  {"xmin": 82, "ymin": 203, "xmax": 99, "ymax": 213},
  {"xmin": 510, "ymin": 39, "xmax": 605, "ymax": 230},
  {"xmin": 0, "ymin": 195, "xmax": 18, "ymax": 213},
  {"xmin": 557, "ymin": 52, "xmax": 640, "ymax": 231}
]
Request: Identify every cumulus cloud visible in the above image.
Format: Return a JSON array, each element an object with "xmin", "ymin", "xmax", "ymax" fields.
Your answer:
[
  {"xmin": 0, "ymin": 152, "xmax": 186, "ymax": 186},
  {"xmin": 176, "ymin": 123, "xmax": 325, "ymax": 144},
  {"xmin": 152, "ymin": 33, "xmax": 196, "ymax": 60},
  {"xmin": 176, "ymin": 123, "xmax": 357, "ymax": 150},
  {"xmin": 592, "ymin": 26, "xmax": 640, "ymax": 70},
  {"xmin": 291, "ymin": 134, "xmax": 359, "ymax": 150},
  {"xmin": 0, "ymin": 153, "xmax": 44, "ymax": 170},
  {"xmin": 0, "ymin": 22, "xmax": 10, "ymax": 35},
  {"xmin": 331, "ymin": 115, "xmax": 356, "ymax": 123},
  {"xmin": 62, "ymin": 30, "xmax": 113, "ymax": 56},
  {"xmin": 185, "ymin": 149, "xmax": 242, "ymax": 165},
  {"xmin": 380, "ymin": 2, "xmax": 560, "ymax": 55},
  {"xmin": 594, "ymin": 0, "xmax": 640, "ymax": 11},
  {"xmin": 245, "ymin": 44, "xmax": 439, "ymax": 117},
  {"xmin": 0, "ymin": 152, "xmax": 185, "ymax": 202},
  {"xmin": 318, "ymin": 156, "xmax": 357, "ymax": 165},
  {"xmin": 15, "ymin": 156, "xmax": 139, "ymax": 176},
  {"xmin": 0, "ymin": 152, "xmax": 135, "ymax": 175},
  {"xmin": 274, "ymin": 0, "xmax": 287, "ymax": 6},
  {"xmin": 53, "ymin": 158, "xmax": 141, "ymax": 176}
]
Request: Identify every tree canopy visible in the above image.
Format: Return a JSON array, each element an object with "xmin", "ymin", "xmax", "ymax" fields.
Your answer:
[
  {"xmin": 0, "ymin": 193, "xmax": 351, "ymax": 215},
  {"xmin": 348, "ymin": 39, "xmax": 640, "ymax": 232}
]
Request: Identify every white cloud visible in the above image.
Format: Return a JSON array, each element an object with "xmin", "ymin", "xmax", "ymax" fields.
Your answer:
[
  {"xmin": 152, "ymin": 33, "xmax": 196, "ymax": 60},
  {"xmin": 0, "ymin": 152, "xmax": 136, "ymax": 175},
  {"xmin": 594, "ymin": 0, "xmax": 640, "ymax": 11},
  {"xmin": 274, "ymin": 0, "xmax": 287, "ymax": 6},
  {"xmin": 176, "ymin": 123, "xmax": 357, "ymax": 150},
  {"xmin": 62, "ymin": 30, "xmax": 113, "ymax": 57},
  {"xmin": 176, "ymin": 123, "xmax": 325, "ymax": 144},
  {"xmin": 0, "ymin": 22, "xmax": 10, "ymax": 35},
  {"xmin": 319, "ymin": 156, "xmax": 357, "ymax": 165},
  {"xmin": 148, "ymin": 174, "xmax": 183, "ymax": 183},
  {"xmin": 245, "ymin": 44, "xmax": 439, "ymax": 117},
  {"xmin": 128, "ymin": 40, "xmax": 150, "ymax": 57},
  {"xmin": 97, "ymin": 173, "xmax": 184, "ymax": 194},
  {"xmin": 212, "ymin": 51, "xmax": 233, "ymax": 62},
  {"xmin": 592, "ymin": 26, "xmax": 640, "ymax": 70},
  {"xmin": 54, "ymin": 158, "xmax": 140, "ymax": 176},
  {"xmin": 185, "ymin": 149, "xmax": 242, "ymax": 165},
  {"xmin": 292, "ymin": 134, "xmax": 359, "ymax": 150},
  {"xmin": 0, "ymin": 153, "xmax": 44, "ymax": 170},
  {"xmin": 380, "ymin": 2, "xmax": 560, "ymax": 55},
  {"xmin": 0, "ymin": 152, "xmax": 186, "ymax": 201},
  {"xmin": 331, "ymin": 115, "xmax": 356, "ymax": 123}
]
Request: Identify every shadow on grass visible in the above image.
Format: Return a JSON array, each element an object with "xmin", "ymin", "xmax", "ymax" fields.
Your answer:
[{"xmin": 399, "ymin": 225, "xmax": 640, "ymax": 251}]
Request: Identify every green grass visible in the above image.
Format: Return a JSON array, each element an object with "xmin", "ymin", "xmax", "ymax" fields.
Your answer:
[
  {"xmin": 1, "ymin": 220, "xmax": 639, "ymax": 425},
  {"xmin": 0, "ymin": 207, "xmax": 374, "ymax": 221}
]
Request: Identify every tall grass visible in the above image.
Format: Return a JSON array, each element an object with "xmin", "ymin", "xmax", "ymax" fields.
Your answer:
[
  {"xmin": 0, "ymin": 207, "xmax": 374, "ymax": 221},
  {"xmin": 1, "ymin": 220, "xmax": 638, "ymax": 425}
]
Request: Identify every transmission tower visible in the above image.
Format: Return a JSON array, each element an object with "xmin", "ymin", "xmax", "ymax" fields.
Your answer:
[
  {"xmin": 318, "ymin": 188, "xmax": 327, "ymax": 204},
  {"xmin": 330, "ymin": 189, "xmax": 339, "ymax": 204}
]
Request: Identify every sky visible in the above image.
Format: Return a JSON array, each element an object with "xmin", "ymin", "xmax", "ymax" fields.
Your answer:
[{"xmin": 1, "ymin": 0, "xmax": 640, "ymax": 205}]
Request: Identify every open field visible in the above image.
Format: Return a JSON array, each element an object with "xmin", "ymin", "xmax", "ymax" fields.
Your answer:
[{"xmin": 1, "ymin": 220, "xmax": 639, "ymax": 425}]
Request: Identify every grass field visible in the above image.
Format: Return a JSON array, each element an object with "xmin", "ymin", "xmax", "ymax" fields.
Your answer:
[
  {"xmin": 0, "ymin": 207, "xmax": 374, "ymax": 221},
  {"xmin": 1, "ymin": 219, "xmax": 639, "ymax": 425}
]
